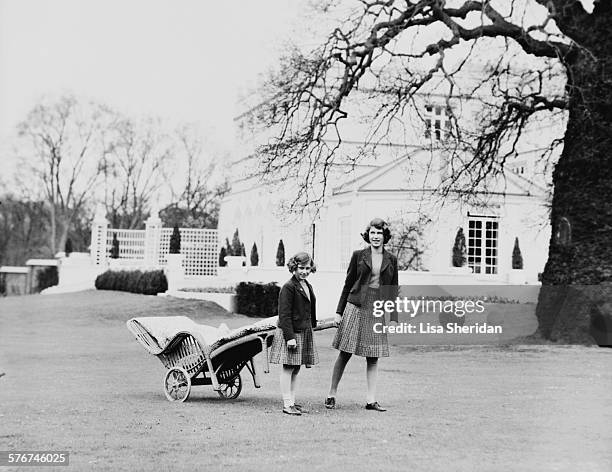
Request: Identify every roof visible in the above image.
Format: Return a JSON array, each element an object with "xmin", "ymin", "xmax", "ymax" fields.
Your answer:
[
  {"xmin": 227, "ymin": 161, "xmax": 384, "ymax": 196},
  {"xmin": 331, "ymin": 150, "xmax": 548, "ymax": 198},
  {"xmin": 25, "ymin": 259, "xmax": 58, "ymax": 267},
  {"xmin": 0, "ymin": 266, "xmax": 29, "ymax": 274}
]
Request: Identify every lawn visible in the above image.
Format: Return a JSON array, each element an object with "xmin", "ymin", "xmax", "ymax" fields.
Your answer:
[{"xmin": 1, "ymin": 290, "xmax": 611, "ymax": 471}]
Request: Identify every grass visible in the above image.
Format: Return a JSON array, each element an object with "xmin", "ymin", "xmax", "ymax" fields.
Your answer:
[{"xmin": 0, "ymin": 290, "xmax": 611, "ymax": 471}]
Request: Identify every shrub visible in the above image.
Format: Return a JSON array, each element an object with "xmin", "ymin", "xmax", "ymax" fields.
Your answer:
[
  {"xmin": 127, "ymin": 270, "xmax": 143, "ymax": 293},
  {"xmin": 110, "ymin": 233, "xmax": 120, "ymax": 259},
  {"xmin": 169, "ymin": 225, "xmax": 181, "ymax": 254},
  {"xmin": 219, "ymin": 246, "xmax": 227, "ymax": 266},
  {"xmin": 94, "ymin": 271, "xmax": 107, "ymax": 290},
  {"xmin": 225, "ymin": 237, "xmax": 233, "ymax": 256},
  {"xmin": 0, "ymin": 273, "xmax": 6, "ymax": 296},
  {"xmin": 512, "ymin": 237, "xmax": 524, "ymax": 269},
  {"xmin": 115, "ymin": 271, "xmax": 130, "ymax": 291},
  {"xmin": 36, "ymin": 266, "xmax": 58, "ymax": 292},
  {"xmin": 250, "ymin": 243, "xmax": 259, "ymax": 266},
  {"xmin": 95, "ymin": 269, "xmax": 167, "ymax": 295},
  {"xmin": 64, "ymin": 238, "xmax": 73, "ymax": 257},
  {"xmin": 276, "ymin": 239, "xmax": 285, "ymax": 266},
  {"xmin": 142, "ymin": 270, "xmax": 168, "ymax": 295},
  {"xmin": 452, "ymin": 228, "xmax": 466, "ymax": 267},
  {"xmin": 385, "ymin": 213, "xmax": 431, "ymax": 270},
  {"xmin": 231, "ymin": 229, "xmax": 242, "ymax": 256},
  {"xmin": 235, "ymin": 282, "xmax": 280, "ymax": 317},
  {"xmin": 241, "ymin": 242, "xmax": 246, "ymax": 266}
]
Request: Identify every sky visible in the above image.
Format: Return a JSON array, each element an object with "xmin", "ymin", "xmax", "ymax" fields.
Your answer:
[
  {"xmin": 0, "ymin": 0, "xmax": 594, "ymax": 180},
  {"xmin": 0, "ymin": 0, "xmax": 309, "ymax": 166}
]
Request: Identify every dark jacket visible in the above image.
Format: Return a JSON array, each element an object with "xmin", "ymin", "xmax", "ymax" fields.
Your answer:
[
  {"xmin": 336, "ymin": 247, "xmax": 399, "ymax": 321},
  {"xmin": 278, "ymin": 275, "xmax": 317, "ymax": 341}
]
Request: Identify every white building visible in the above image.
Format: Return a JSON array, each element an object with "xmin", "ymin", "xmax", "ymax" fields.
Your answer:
[
  {"xmin": 219, "ymin": 87, "xmax": 555, "ymax": 286},
  {"xmin": 219, "ymin": 150, "xmax": 549, "ymax": 284}
]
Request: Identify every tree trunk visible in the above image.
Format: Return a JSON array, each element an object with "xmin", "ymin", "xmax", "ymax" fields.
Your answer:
[
  {"xmin": 57, "ymin": 222, "xmax": 70, "ymax": 257},
  {"xmin": 536, "ymin": 29, "xmax": 612, "ymax": 343},
  {"xmin": 49, "ymin": 203, "xmax": 57, "ymax": 256}
]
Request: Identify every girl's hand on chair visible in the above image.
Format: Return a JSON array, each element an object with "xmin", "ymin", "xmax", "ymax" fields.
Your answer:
[
  {"xmin": 287, "ymin": 339, "xmax": 297, "ymax": 349},
  {"xmin": 334, "ymin": 313, "xmax": 342, "ymax": 325}
]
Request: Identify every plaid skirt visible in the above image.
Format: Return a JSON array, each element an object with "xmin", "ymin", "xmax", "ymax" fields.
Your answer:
[
  {"xmin": 332, "ymin": 287, "xmax": 389, "ymax": 358},
  {"xmin": 269, "ymin": 325, "xmax": 319, "ymax": 366}
]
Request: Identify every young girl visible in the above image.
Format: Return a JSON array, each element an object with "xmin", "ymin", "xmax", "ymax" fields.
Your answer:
[{"xmin": 269, "ymin": 252, "xmax": 318, "ymax": 415}]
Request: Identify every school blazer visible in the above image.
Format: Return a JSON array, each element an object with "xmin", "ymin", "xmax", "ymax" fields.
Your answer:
[
  {"xmin": 336, "ymin": 247, "xmax": 399, "ymax": 320},
  {"xmin": 277, "ymin": 275, "xmax": 317, "ymax": 342}
]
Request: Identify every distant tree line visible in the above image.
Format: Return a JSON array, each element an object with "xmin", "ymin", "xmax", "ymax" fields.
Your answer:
[{"xmin": 0, "ymin": 94, "xmax": 229, "ymax": 266}]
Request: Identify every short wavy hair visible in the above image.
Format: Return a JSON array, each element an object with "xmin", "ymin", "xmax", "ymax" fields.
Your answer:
[
  {"xmin": 287, "ymin": 251, "xmax": 317, "ymax": 273},
  {"xmin": 361, "ymin": 217, "xmax": 392, "ymax": 244}
]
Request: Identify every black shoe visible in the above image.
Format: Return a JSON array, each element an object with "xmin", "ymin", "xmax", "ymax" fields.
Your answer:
[
  {"xmin": 365, "ymin": 402, "xmax": 387, "ymax": 412},
  {"xmin": 294, "ymin": 404, "xmax": 309, "ymax": 414},
  {"xmin": 283, "ymin": 405, "xmax": 302, "ymax": 416},
  {"xmin": 324, "ymin": 397, "xmax": 336, "ymax": 409}
]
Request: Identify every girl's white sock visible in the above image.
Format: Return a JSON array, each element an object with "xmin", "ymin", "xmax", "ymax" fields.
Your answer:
[
  {"xmin": 280, "ymin": 365, "xmax": 295, "ymax": 408},
  {"xmin": 282, "ymin": 394, "xmax": 293, "ymax": 408},
  {"xmin": 290, "ymin": 366, "xmax": 300, "ymax": 405}
]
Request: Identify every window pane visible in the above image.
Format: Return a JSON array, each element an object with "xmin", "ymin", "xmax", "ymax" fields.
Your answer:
[{"xmin": 468, "ymin": 218, "xmax": 498, "ymax": 276}]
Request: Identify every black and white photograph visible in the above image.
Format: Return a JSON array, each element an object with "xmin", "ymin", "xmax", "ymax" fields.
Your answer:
[{"xmin": 1, "ymin": 0, "xmax": 611, "ymax": 470}]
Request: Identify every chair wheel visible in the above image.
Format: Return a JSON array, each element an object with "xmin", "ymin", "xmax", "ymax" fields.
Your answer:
[
  {"xmin": 217, "ymin": 374, "xmax": 242, "ymax": 399},
  {"xmin": 164, "ymin": 367, "xmax": 191, "ymax": 402}
]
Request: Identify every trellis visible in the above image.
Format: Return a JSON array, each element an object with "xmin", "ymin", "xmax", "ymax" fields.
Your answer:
[
  {"xmin": 94, "ymin": 224, "xmax": 218, "ymax": 277},
  {"xmin": 159, "ymin": 228, "xmax": 218, "ymax": 276}
]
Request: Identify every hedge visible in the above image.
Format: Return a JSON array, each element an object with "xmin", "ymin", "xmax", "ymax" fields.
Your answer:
[
  {"xmin": 276, "ymin": 239, "xmax": 285, "ymax": 266},
  {"xmin": 37, "ymin": 266, "xmax": 58, "ymax": 292},
  {"xmin": 169, "ymin": 225, "xmax": 181, "ymax": 254},
  {"xmin": 95, "ymin": 269, "xmax": 168, "ymax": 295},
  {"xmin": 452, "ymin": 228, "xmax": 467, "ymax": 267},
  {"xmin": 235, "ymin": 282, "xmax": 279, "ymax": 317},
  {"xmin": 250, "ymin": 243, "xmax": 259, "ymax": 266},
  {"xmin": 512, "ymin": 237, "xmax": 524, "ymax": 269}
]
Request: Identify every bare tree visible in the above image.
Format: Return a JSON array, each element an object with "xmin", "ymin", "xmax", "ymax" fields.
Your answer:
[
  {"xmin": 16, "ymin": 95, "xmax": 109, "ymax": 254},
  {"xmin": 254, "ymin": 1, "xmax": 612, "ymax": 342},
  {"xmin": 160, "ymin": 124, "xmax": 229, "ymax": 228},
  {"xmin": 102, "ymin": 117, "xmax": 173, "ymax": 229},
  {"xmin": 386, "ymin": 212, "xmax": 431, "ymax": 271}
]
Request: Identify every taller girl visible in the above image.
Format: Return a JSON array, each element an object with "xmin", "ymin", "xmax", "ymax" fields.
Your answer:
[{"xmin": 326, "ymin": 218, "xmax": 398, "ymax": 412}]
